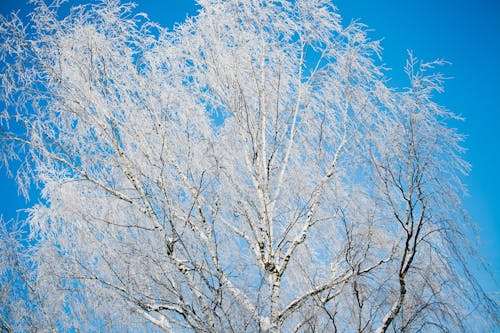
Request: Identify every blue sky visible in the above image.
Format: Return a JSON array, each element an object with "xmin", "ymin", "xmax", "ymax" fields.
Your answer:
[
  {"xmin": 336, "ymin": 0, "xmax": 500, "ymax": 291},
  {"xmin": 1, "ymin": 0, "xmax": 499, "ymax": 294}
]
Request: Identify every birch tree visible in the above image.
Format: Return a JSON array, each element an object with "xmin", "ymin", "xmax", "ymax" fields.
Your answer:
[
  {"xmin": 0, "ymin": 218, "xmax": 56, "ymax": 333},
  {"xmin": 0, "ymin": 0, "xmax": 498, "ymax": 331}
]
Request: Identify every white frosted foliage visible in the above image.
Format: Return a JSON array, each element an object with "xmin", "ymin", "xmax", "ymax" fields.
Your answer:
[{"xmin": 0, "ymin": 1, "xmax": 497, "ymax": 332}]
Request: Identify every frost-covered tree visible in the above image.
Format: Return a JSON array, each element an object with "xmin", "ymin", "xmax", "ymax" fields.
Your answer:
[
  {"xmin": 0, "ymin": 0, "xmax": 498, "ymax": 332},
  {"xmin": 0, "ymin": 218, "xmax": 57, "ymax": 333}
]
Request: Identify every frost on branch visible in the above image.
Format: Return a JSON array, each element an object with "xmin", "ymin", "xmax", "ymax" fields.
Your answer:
[{"xmin": 0, "ymin": 0, "xmax": 498, "ymax": 332}]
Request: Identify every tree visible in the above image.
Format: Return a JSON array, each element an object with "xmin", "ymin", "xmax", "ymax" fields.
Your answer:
[
  {"xmin": 0, "ymin": 218, "xmax": 55, "ymax": 333},
  {"xmin": 0, "ymin": 0, "xmax": 498, "ymax": 331}
]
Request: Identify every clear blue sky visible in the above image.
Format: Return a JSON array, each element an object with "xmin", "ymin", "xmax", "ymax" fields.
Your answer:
[{"xmin": 1, "ymin": 0, "xmax": 499, "ymax": 294}]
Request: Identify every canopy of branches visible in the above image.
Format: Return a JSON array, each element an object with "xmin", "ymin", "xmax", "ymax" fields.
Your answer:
[{"xmin": 0, "ymin": 0, "xmax": 498, "ymax": 332}]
